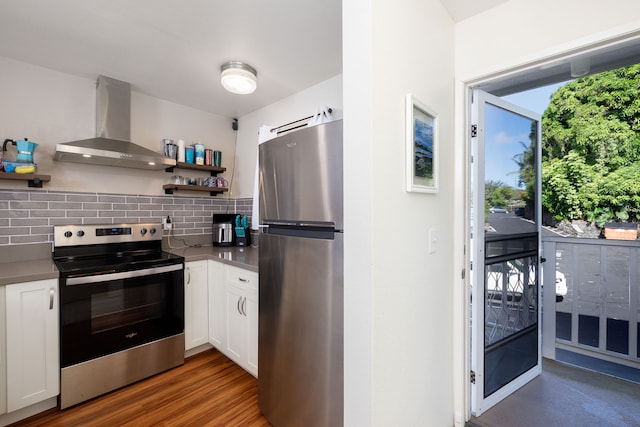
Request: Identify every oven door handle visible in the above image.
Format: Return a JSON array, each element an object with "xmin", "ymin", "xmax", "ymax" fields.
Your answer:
[{"xmin": 65, "ymin": 264, "xmax": 183, "ymax": 286}]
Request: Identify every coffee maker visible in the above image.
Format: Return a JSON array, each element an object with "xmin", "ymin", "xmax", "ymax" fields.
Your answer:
[{"xmin": 212, "ymin": 214, "xmax": 236, "ymax": 246}]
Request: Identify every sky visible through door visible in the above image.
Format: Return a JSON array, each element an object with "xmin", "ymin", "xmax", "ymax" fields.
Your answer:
[{"xmin": 482, "ymin": 81, "xmax": 568, "ymax": 188}]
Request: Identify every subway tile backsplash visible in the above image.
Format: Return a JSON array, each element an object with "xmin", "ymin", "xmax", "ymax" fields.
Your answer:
[{"xmin": 0, "ymin": 189, "xmax": 252, "ymax": 246}]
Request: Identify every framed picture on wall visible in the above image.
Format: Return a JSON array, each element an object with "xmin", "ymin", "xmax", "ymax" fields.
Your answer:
[{"xmin": 406, "ymin": 94, "xmax": 438, "ymax": 193}]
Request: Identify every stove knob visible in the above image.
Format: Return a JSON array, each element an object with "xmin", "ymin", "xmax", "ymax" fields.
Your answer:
[
  {"xmin": 64, "ymin": 231, "xmax": 72, "ymax": 238},
  {"xmin": 150, "ymin": 227, "xmax": 157, "ymax": 235},
  {"xmin": 77, "ymin": 230, "xmax": 85, "ymax": 237},
  {"xmin": 140, "ymin": 228, "xmax": 147, "ymax": 236}
]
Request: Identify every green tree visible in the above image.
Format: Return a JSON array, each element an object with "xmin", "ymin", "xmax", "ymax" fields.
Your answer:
[
  {"xmin": 485, "ymin": 180, "xmax": 513, "ymax": 209},
  {"xmin": 512, "ymin": 125, "xmax": 537, "ymax": 211},
  {"xmin": 541, "ymin": 64, "xmax": 640, "ymax": 222}
]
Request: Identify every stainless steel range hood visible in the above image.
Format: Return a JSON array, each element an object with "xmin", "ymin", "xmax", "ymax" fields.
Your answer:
[{"xmin": 54, "ymin": 76, "xmax": 176, "ymax": 170}]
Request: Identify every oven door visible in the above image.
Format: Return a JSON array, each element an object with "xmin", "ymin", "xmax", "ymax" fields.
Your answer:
[{"xmin": 60, "ymin": 263, "xmax": 184, "ymax": 368}]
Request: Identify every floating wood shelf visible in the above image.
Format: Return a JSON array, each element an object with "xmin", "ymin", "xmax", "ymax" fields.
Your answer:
[
  {"xmin": 163, "ymin": 184, "xmax": 229, "ymax": 197},
  {"xmin": 165, "ymin": 162, "xmax": 226, "ymax": 176},
  {"xmin": 0, "ymin": 171, "xmax": 51, "ymax": 188}
]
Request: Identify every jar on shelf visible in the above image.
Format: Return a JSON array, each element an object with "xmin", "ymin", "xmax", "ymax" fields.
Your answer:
[
  {"xmin": 194, "ymin": 143, "xmax": 205, "ymax": 165},
  {"xmin": 185, "ymin": 146, "xmax": 195, "ymax": 163}
]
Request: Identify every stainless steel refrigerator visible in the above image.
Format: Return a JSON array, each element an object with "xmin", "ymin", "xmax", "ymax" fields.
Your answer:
[{"xmin": 258, "ymin": 119, "xmax": 343, "ymax": 427}]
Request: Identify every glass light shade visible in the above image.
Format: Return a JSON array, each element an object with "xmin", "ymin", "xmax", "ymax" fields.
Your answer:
[{"xmin": 220, "ymin": 62, "xmax": 257, "ymax": 95}]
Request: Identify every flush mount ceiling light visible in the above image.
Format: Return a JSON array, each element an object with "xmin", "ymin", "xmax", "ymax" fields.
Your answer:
[{"xmin": 220, "ymin": 61, "xmax": 257, "ymax": 94}]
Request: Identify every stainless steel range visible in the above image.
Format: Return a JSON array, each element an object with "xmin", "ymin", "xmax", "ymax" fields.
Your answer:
[{"xmin": 53, "ymin": 223, "xmax": 185, "ymax": 409}]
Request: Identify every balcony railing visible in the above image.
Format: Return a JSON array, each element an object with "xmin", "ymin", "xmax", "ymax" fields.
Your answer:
[{"xmin": 542, "ymin": 235, "xmax": 640, "ymax": 369}]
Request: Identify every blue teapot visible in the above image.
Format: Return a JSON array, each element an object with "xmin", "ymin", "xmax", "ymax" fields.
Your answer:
[{"xmin": 3, "ymin": 138, "xmax": 38, "ymax": 163}]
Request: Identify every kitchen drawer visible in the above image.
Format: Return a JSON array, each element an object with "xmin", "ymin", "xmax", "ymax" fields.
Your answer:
[{"xmin": 224, "ymin": 265, "xmax": 258, "ymax": 291}]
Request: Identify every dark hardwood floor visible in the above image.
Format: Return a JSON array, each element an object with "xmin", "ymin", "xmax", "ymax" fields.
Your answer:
[{"xmin": 10, "ymin": 349, "xmax": 271, "ymax": 427}]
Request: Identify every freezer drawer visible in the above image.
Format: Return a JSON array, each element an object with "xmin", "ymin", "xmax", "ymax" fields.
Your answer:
[{"xmin": 258, "ymin": 231, "xmax": 343, "ymax": 427}]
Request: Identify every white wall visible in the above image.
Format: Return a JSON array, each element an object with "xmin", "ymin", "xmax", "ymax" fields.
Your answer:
[
  {"xmin": 344, "ymin": 0, "xmax": 456, "ymax": 425},
  {"xmin": 0, "ymin": 56, "xmax": 234, "ymax": 195},
  {"xmin": 343, "ymin": 0, "xmax": 374, "ymax": 424},
  {"xmin": 456, "ymin": 0, "xmax": 640, "ymax": 82},
  {"xmin": 234, "ymin": 75, "xmax": 343, "ymax": 198}
]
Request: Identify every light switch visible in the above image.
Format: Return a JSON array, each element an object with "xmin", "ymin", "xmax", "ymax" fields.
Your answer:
[{"xmin": 429, "ymin": 228, "xmax": 438, "ymax": 254}]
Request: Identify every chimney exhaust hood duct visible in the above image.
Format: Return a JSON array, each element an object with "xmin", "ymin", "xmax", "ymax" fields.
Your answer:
[{"xmin": 54, "ymin": 76, "xmax": 176, "ymax": 170}]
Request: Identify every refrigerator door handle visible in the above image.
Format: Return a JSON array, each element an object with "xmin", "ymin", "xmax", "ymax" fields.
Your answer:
[
  {"xmin": 264, "ymin": 226, "xmax": 336, "ymax": 240},
  {"xmin": 263, "ymin": 219, "xmax": 335, "ymax": 228}
]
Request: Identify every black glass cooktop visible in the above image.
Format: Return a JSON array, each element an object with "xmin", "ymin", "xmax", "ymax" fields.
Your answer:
[{"xmin": 54, "ymin": 249, "xmax": 184, "ymax": 276}]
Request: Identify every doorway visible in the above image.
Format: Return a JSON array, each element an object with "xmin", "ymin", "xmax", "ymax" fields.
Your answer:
[{"xmin": 465, "ymin": 34, "xmax": 640, "ymax": 420}]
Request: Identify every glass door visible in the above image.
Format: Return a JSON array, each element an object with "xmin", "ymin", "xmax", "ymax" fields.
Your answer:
[{"xmin": 470, "ymin": 90, "xmax": 542, "ymax": 415}]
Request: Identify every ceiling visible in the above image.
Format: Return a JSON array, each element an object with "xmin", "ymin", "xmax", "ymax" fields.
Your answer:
[
  {"xmin": 0, "ymin": 0, "xmax": 343, "ymax": 118},
  {"xmin": 439, "ymin": 0, "xmax": 508, "ymax": 22},
  {"xmin": 0, "ymin": 1, "xmax": 508, "ymax": 119}
]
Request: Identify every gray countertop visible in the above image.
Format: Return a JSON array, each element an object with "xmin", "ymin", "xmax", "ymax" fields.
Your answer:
[
  {"xmin": 0, "ymin": 243, "xmax": 258, "ymax": 286},
  {"xmin": 0, "ymin": 258, "xmax": 59, "ymax": 286},
  {"xmin": 164, "ymin": 244, "xmax": 259, "ymax": 272}
]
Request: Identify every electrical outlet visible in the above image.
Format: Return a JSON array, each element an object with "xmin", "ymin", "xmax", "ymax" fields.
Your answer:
[{"xmin": 162, "ymin": 216, "xmax": 172, "ymax": 231}]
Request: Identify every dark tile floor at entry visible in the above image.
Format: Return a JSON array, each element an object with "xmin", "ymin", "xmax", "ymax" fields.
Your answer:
[{"xmin": 467, "ymin": 358, "xmax": 640, "ymax": 427}]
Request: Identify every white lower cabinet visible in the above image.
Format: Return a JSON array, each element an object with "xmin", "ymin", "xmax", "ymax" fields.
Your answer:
[
  {"xmin": 207, "ymin": 260, "xmax": 224, "ymax": 348},
  {"xmin": 0, "ymin": 286, "xmax": 6, "ymax": 416},
  {"xmin": 5, "ymin": 279, "xmax": 59, "ymax": 413},
  {"xmin": 207, "ymin": 261, "xmax": 258, "ymax": 377},
  {"xmin": 246, "ymin": 294, "xmax": 258, "ymax": 374},
  {"xmin": 223, "ymin": 265, "xmax": 258, "ymax": 377},
  {"xmin": 184, "ymin": 260, "xmax": 209, "ymax": 350}
]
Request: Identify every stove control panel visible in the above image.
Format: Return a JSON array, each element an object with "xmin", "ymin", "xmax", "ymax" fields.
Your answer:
[
  {"xmin": 54, "ymin": 223, "xmax": 163, "ymax": 247},
  {"xmin": 96, "ymin": 227, "xmax": 132, "ymax": 236}
]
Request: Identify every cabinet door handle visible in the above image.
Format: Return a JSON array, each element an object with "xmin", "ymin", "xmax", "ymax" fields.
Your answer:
[
  {"xmin": 49, "ymin": 288, "xmax": 55, "ymax": 310},
  {"xmin": 237, "ymin": 296, "xmax": 242, "ymax": 315},
  {"xmin": 187, "ymin": 269, "xmax": 191, "ymax": 285},
  {"xmin": 241, "ymin": 296, "xmax": 247, "ymax": 316}
]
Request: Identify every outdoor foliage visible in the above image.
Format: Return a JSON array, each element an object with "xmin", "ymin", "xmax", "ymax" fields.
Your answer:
[
  {"xmin": 541, "ymin": 64, "xmax": 640, "ymax": 223},
  {"xmin": 486, "ymin": 180, "xmax": 514, "ymax": 209},
  {"xmin": 513, "ymin": 126, "xmax": 537, "ymax": 209}
]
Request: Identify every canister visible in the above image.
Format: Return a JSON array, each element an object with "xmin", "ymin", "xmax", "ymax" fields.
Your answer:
[
  {"xmin": 194, "ymin": 143, "xmax": 205, "ymax": 165},
  {"xmin": 205, "ymin": 149, "xmax": 213, "ymax": 166},
  {"xmin": 177, "ymin": 139, "xmax": 185, "ymax": 162},
  {"xmin": 185, "ymin": 146, "xmax": 195, "ymax": 163}
]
